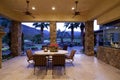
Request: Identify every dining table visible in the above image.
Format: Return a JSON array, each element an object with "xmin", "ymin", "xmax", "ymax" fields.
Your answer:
[
  {"xmin": 34, "ymin": 50, "xmax": 68, "ymax": 70},
  {"xmin": 34, "ymin": 50, "xmax": 68, "ymax": 55}
]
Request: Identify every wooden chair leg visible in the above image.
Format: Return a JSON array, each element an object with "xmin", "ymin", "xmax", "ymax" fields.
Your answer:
[
  {"xmin": 46, "ymin": 66, "xmax": 47, "ymax": 75},
  {"xmin": 27, "ymin": 60, "xmax": 29, "ymax": 62},
  {"xmin": 68, "ymin": 59, "xmax": 74, "ymax": 66},
  {"xmin": 34, "ymin": 66, "xmax": 35, "ymax": 75},
  {"xmin": 64, "ymin": 66, "xmax": 66, "ymax": 74},
  {"xmin": 71, "ymin": 61, "xmax": 74, "ymax": 66},
  {"xmin": 52, "ymin": 67, "xmax": 53, "ymax": 75}
]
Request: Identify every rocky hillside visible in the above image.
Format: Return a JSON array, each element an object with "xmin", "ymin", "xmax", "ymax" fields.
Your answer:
[
  {"xmin": 3, "ymin": 24, "xmax": 81, "ymax": 40},
  {"xmin": 22, "ymin": 24, "xmax": 50, "ymax": 40}
]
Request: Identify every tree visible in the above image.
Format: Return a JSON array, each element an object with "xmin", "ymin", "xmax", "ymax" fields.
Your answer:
[
  {"xmin": 32, "ymin": 22, "xmax": 49, "ymax": 43},
  {"xmin": 0, "ymin": 17, "xmax": 11, "ymax": 31},
  {"xmin": 79, "ymin": 23, "xmax": 85, "ymax": 47},
  {"xmin": 64, "ymin": 22, "xmax": 80, "ymax": 43},
  {"xmin": 2, "ymin": 32, "xmax": 10, "ymax": 45},
  {"xmin": 57, "ymin": 29, "xmax": 70, "ymax": 43},
  {"xmin": 0, "ymin": 17, "xmax": 11, "ymax": 50},
  {"xmin": 32, "ymin": 34, "xmax": 41, "ymax": 44}
]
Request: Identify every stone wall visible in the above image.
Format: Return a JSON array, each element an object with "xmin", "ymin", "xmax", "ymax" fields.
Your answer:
[
  {"xmin": 0, "ymin": 32, "xmax": 5, "ymax": 68},
  {"xmin": 84, "ymin": 21, "xmax": 94, "ymax": 56},
  {"xmin": 97, "ymin": 46, "xmax": 120, "ymax": 69},
  {"xmin": 10, "ymin": 21, "xmax": 22, "ymax": 56},
  {"xmin": 50, "ymin": 21, "xmax": 56, "ymax": 44}
]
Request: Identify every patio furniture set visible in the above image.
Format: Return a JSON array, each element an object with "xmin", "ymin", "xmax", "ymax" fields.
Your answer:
[{"xmin": 26, "ymin": 48, "xmax": 76, "ymax": 75}]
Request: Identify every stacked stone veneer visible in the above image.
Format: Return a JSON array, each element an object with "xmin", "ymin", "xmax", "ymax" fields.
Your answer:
[
  {"xmin": 97, "ymin": 46, "xmax": 120, "ymax": 69},
  {"xmin": 50, "ymin": 21, "xmax": 56, "ymax": 44},
  {"xmin": 10, "ymin": 21, "xmax": 22, "ymax": 56},
  {"xmin": 85, "ymin": 21, "xmax": 94, "ymax": 56},
  {"xmin": 0, "ymin": 32, "xmax": 5, "ymax": 68}
]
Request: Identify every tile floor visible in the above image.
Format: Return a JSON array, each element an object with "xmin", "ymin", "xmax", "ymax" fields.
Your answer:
[{"xmin": 0, "ymin": 51, "xmax": 120, "ymax": 80}]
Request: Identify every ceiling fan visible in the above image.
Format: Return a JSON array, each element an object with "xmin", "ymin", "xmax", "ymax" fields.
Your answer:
[
  {"xmin": 24, "ymin": 0, "xmax": 35, "ymax": 18},
  {"xmin": 16, "ymin": 0, "xmax": 35, "ymax": 18},
  {"xmin": 72, "ymin": 1, "xmax": 80, "ymax": 18}
]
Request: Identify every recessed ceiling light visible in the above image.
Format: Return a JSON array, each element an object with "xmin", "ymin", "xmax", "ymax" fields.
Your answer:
[
  {"xmin": 72, "ymin": 7, "xmax": 75, "ymax": 10},
  {"xmin": 32, "ymin": 6, "xmax": 35, "ymax": 10},
  {"xmin": 52, "ymin": 7, "xmax": 55, "ymax": 10}
]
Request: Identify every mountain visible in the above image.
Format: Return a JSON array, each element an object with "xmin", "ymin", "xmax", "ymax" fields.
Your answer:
[
  {"xmin": 74, "ymin": 31, "xmax": 81, "ymax": 38},
  {"xmin": 22, "ymin": 24, "xmax": 49, "ymax": 40},
  {"xmin": 22, "ymin": 25, "xmax": 81, "ymax": 40},
  {"xmin": 67, "ymin": 31, "xmax": 81, "ymax": 38},
  {"xmin": 3, "ymin": 24, "xmax": 81, "ymax": 40}
]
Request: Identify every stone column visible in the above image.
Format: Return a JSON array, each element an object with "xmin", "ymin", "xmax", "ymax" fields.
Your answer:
[
  {"xmin": 10, "ymin": 21, "xmax": 22, "ymax": 56},
  {"xmin": 0, "ymin": 32, "xmax": 5, "ymax": 68},
  {"xmin": 84, "ymin": 21, "xmax": 94, "ymax": 56},
  {"xmin": 50, "ymin": 21, "xmax": 57, "ymax": 44}
]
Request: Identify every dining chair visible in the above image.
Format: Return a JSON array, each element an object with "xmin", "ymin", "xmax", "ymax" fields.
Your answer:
[
  {"xmin": 41, "ymin": 45, "xmax": 48, "ymax": 50},
  {"xmin": 65, "ymin": 50, "xmax": 76, "ymax": 65},
  {"xmin": 52, "ymin": 54, "xmax": 66, "ymax": 74},
  {"xmin": 63, "ymin": 45, "xmax": 68, "ymax": 50},
  {"xmin": 26, "ymin": 49, "xmax": 33, "ymax": 63},
  {"xmin": 33, "ymin": 54, "xmax": 48, "ymax": 75}
]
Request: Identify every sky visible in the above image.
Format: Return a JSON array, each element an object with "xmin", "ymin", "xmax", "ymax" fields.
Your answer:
[{"xmin": 22, "ymin": 20, "xmax": 99, "ymax": 31}]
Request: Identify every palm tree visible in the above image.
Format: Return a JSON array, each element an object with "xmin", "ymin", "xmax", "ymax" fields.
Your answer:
[
  {"xmin": 0, "ymin": 17, "xmax": 11, "ymax": 44},
  {"xmin": 32, "ymin": 22, "xmax": 49, "ymax": 43},
  {"xmin": 64, "ymin": 22, "xmax": 80, "ymax": 43},
  {"xmin": 79, "ymin": 23, "xmax": 85, "ymax": 48},
  {"xmin": 57, "ymin": 29, "xmax": 63, "ymax": 43},
  {"xmin": 0, "ymin": 17, "xmax": 11, "ymax": 31},
  {"xmin": 32, "ymin": 34, "xmax": 41, "ymax": 44},
  {"xmin": 57, "ymin": 29, "xmax": 70, "ymax": 43}
]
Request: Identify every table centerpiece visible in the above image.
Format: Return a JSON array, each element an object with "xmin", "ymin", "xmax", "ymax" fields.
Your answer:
[{"xmin": 49, "ymin": 43, "xmax": 58, "ymax": 52}]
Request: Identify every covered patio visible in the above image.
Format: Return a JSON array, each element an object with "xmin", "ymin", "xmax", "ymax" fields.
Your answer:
[{"xmin": 0, "ymin": 0, "xmax": 120, "ymax": 80}]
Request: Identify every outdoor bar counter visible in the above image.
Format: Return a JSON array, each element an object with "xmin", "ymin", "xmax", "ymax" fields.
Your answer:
[{"xmin": 97, "ymin": 46, "xmax": 120, "ymax": 69}]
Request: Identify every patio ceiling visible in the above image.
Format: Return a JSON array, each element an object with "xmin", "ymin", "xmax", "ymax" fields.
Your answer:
[{"xmin": 0, "ymin": 0, "xmax": 119, "ymax": 24}]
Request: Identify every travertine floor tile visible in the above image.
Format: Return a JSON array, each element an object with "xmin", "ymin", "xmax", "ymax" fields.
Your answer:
[{"xmin": 0, "ymin": 53, "xmax": 120, "ymax": 80}]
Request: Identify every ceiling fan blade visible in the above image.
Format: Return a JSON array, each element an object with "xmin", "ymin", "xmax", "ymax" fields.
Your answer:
[
  {"xmin": 14, "ymin": 0, "xmax": 35, "ymax": 18},
  {"xmin": 29, "ymin": 14, "xmax": 35, "ymax": 18},
  {"xmin": 72, "ymin": 15, "xmax": 76, "ymax": 18},
  {"xmin": 14, "ymin": 9, "xmax": 25, "ymax": 13}
]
